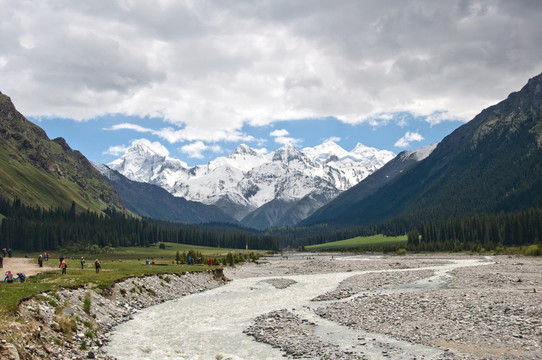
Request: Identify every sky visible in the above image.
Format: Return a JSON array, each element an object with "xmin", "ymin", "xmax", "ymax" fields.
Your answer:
[{"xmin": 1, "ymin": 1, "xmax": 542, "ymax": 166}]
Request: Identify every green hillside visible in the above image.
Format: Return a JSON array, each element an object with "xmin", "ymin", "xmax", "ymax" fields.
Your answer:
[
  {"xmin": 305, "ymin": 234, "xmax": 407, "ymax": 251},
  {"xmin": 0, "ymin": 92, "xmax": 123, "ymax": 213},
  {"xmin": 303, "ymin": 73, "xmax": 542, "ymax": 227}
]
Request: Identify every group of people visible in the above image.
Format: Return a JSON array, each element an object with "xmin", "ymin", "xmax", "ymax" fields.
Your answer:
[
  {"xmin": 56, "ymin": 256, "xmax": 101, "ymax": 274},
  {"xmin": 80, "ymin": 257, "xmax": 101, "ymax": 273},
  {"xmin": 3, "ymin": 270, "xmax": 25, "ymax": 283},
  {"xmin": 1, "ymin": 251, "xmax": 103, "ymax": 284},
  {"xmin": 187, "ymin": 256, "xmax": 212, "ymax": 266},
  {"xmin": 2, "ymin": 248, "xmax": 12, "ymax": 258},
  {"xmin": 2, "ymin": 249, "xmax": 25, "ymax": 283}
]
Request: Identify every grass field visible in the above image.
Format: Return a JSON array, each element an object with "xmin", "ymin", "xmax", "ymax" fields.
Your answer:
[
  {"xmin": 43, "ymin": 242, "xmax": 267, "ymax": 261},
  {"xmin": 305, "ymin": 234, "xmax": 407, "ymax": 252},
  {"xmin": 0, "ymin": 243, "xmax": 267, "ymax": 319}
]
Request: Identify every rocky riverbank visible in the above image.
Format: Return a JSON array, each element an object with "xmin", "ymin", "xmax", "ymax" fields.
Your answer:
[
  {"xmin": 0, "ymin": 269, "xmax": 228, "ymax": 360},
  {"xmin": 236, "ymin": 254, "xmax": 542, "ymax": 360}
]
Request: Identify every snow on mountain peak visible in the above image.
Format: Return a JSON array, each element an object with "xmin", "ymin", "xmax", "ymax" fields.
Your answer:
[
  {"xmin": 107, "ymin": 139, "xmax": 397, "ymax": 222},
  {"xmin": 230, "ymin": 144, "xmax": 259, "ymax": 157},
  {"xmin": 272, "ymin": 144, "xmax": 310, "ymax": 164},
  {"xmin": 129, "ymin": 138, "xmax": 170, "ymax": 157},
  {"xmin": 302, "ymin": 141, "xmax": 349, "ymax": 162},
  {"xmin": 107, "ymin": 139, "xmax": 189, "ymax": 186}
]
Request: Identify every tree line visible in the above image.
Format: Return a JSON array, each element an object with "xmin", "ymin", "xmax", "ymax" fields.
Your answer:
[
  {"xmin": 0, "ymin": 197, "xmax": 279, "ymax": 252},
  {"xmin": 406, "ymin": 208, "xmax": 542, "ymax": 252}
]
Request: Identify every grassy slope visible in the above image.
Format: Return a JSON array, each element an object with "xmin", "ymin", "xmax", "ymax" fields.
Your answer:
[
  {"xmin": 305, "ymin": 234, "xmax": 407, "ymax": 251},
  {"xmin": 0, "ymin": 146, "xmax": 101, "ymax": 211},
  {"xmin": 0, "ymin": 92, "xmax": 123, "ymax": 213}
]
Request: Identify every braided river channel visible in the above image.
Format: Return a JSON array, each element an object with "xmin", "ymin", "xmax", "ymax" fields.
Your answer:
[{"xmin": 104, "ymin": 256, "xmax": 491, "ymax": 360}]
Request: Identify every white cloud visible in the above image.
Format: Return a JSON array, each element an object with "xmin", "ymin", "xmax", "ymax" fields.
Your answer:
[
  {"xmin": 104, "ymin": 122, "xmax": 255, "ymax": 144},
  {"xmin": 103, "ymin": 144, "xmax": 129, "ymax": 156},
  {"xmin": 270, "ymin": 128, "xmax": 302, "ymax": 146},
  {"xmin": 104, "ymin": 123, "xmax": 153, "ymax": 133},
  {"xmin": 394, "ymin": 131, "xmax": 425, "ymax": 148},
  {"xmin": 254, "ymin": 147, "xmax": 268, "ymax": 155},
  {"xmin": 2, "ymin": 0, "xmax": 542, "ymax": 138},
  {"xmin": 179, "ymin": 141, "xmax": 222, "ymax": 159},
  {"xmin": 270, "ymin": 129, "xmax": 290, "ymax": 137},
  {"xmin": 324, "ymin": 136, "xmax": 341, "ymax": 143}
]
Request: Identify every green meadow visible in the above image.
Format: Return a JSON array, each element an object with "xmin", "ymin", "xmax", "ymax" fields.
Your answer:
[
  {"xmin": 305, "ymin": 234, "xmax": 407, "ymax": 252},
  {"xmin": 0, "ymin": 243, "xmax": 266, "ymax": 320}
]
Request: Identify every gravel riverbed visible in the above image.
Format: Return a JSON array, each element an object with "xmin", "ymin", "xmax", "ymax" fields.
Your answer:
[{"xmin": 230, "ymin": 254, "xmax": 542, "ymax": 360}]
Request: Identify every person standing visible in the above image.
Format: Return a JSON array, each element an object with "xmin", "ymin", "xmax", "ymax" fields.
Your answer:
[
  {"xmin": 80, "ymin": 257, "xmax": 85, "ymax": 269},
  {"xmin": 7, "ymin": 248, "xmax": 12, "ymax": 258},
  {"xmin": 38, "ymin": 254, "xmax": 43, "ymax": 268},
  {"xmin": 60, "ymin": 259, "xmax": 67, "ymax": 275},
  {"xmin": 94, "ymin": 259, "xmax": 101, "ymax": 273}
]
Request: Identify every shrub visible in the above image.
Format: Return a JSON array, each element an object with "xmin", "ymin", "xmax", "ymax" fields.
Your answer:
[
  {"xmin": 524, "ymin": 244, "xmax": 542, "ymax": 256},
  {"xmin": 83, "ymin": 292, "xmax": 91, "ymax": 315},
  {"xmin": 53, "ymin": 314, "xmax": 77, "ymax": 336}
]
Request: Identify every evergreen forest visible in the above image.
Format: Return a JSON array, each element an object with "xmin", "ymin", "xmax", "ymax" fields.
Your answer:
[
  {"xmin": 0, "ymin": 197, "xmax": 279, "ymax": 253},
  {"xmin": 406, "ymin": 208, "xmax": 542, "ymax": 254}
]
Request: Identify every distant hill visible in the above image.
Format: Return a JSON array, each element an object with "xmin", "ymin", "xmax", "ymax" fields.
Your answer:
[
  {"xmin": 303, "ymin": 73, "xmax": 542, "ymax": 226},
  {"xmin": 0, "ymin": 92, "xmax": 124, "ymax": 213},
  {"xmin": 95, "ymin": 164, "xmax": 237, "ymax": 224}
]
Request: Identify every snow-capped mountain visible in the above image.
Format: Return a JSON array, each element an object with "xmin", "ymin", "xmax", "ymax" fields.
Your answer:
[{"xmin": 107, "ymin": 139, "xmax": 395, "ymax": 227}]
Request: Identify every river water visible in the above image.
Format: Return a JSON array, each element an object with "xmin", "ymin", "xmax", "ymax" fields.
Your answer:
[{"xmin": 104, "ymin": 256, "xmax": 490, "ymax": 360}]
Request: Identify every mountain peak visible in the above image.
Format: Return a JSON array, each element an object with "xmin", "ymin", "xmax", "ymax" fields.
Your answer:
[
  {"xmin": 127, "ymin": 138, "xmax": 170, "ymax": 158},
  {"xmin": 302, "ymin": 141, "xmax": 349, "ymax": 162},
  {"xmin": 272, "ymin": 144, "xmax": 307, "ymax": 163},
  {"xmin": 230, "ymin": 144, "xmax": 259, "ymax": 157}
]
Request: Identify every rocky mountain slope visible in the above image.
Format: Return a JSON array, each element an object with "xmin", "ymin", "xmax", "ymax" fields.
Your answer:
[
  {"xmin": 305, "ymin": 73, "xmax": 542, "ymax": 226},
  {"xmin": 108, "ymin": 140, "xmax": 395, "ymax": 228},
  {"xmin": 0, "ymin": 92, "xmax": 123, "ymax": 213}
]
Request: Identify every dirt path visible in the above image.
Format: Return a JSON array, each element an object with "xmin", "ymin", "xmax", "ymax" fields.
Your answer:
[{"xmin": 2, "ymin": 257, "xmax": 54, "ymax": 277}]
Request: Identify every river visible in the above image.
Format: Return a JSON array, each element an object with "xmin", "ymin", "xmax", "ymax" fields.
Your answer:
[{"xmin": 104, "ymin": 256, "xmax": 490, "ymax": 360}]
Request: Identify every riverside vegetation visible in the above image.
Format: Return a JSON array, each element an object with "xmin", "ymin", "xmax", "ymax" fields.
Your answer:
[{"xmin": 0, "ymin": 243, "xmax": 264, "ymax": 359}]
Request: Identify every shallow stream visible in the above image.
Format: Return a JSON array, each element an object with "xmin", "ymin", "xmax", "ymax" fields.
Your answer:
[{"xmin": 104, "ymin": 257, "xmax": 490, "ymax": 360}]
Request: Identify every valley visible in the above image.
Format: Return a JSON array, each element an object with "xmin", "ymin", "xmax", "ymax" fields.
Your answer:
[{"xmin": 2, "ymin": 3, "xmax": 542, "ymax": 360}]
